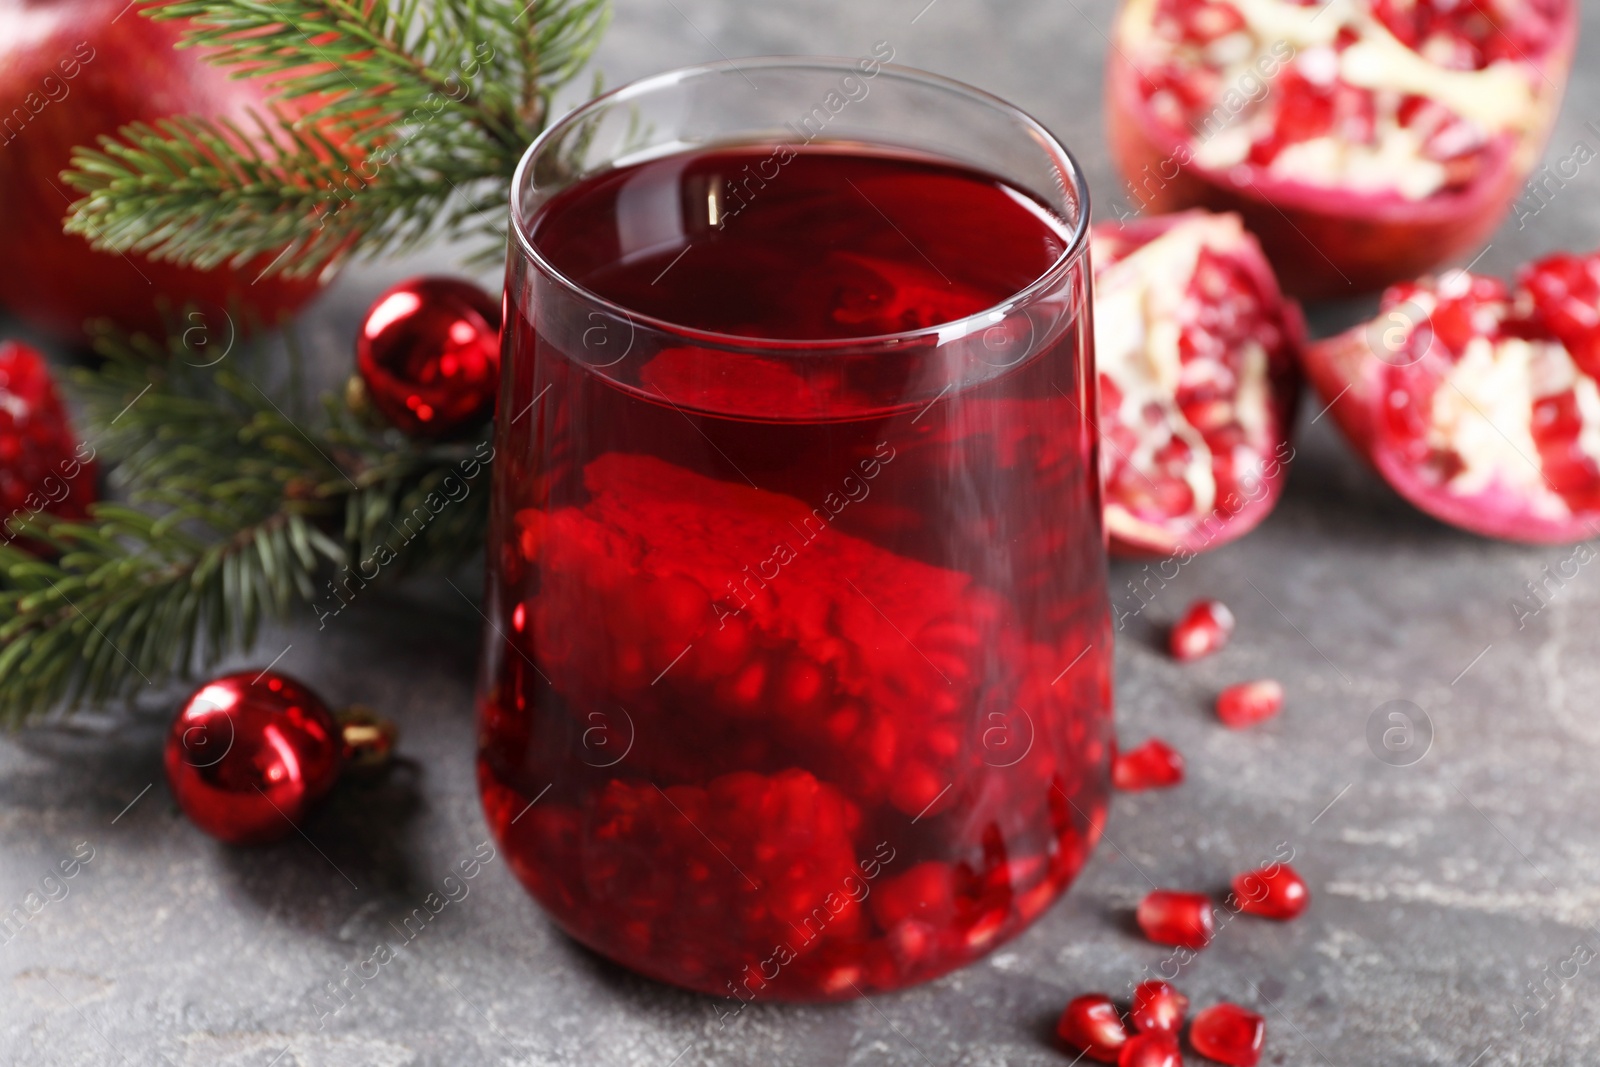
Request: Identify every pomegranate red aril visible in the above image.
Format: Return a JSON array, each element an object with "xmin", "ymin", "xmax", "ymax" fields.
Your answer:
[
  {"xmin": 1137, "ymin": 890, "xmax": 1215, "ymax": 950},
  {"xmin": 1113, "ymin": 739, "xmax": 1185, "ymax": 791},
  {"xmin": 1522, "ymin": 253, "xmax": 1600, "ymax": 379},
  {"xmin": 1130, "ymin": 979, "xmax": 1190, "ymax": 1033},
  {"xmin": 1169, "ymin": 599, "xmax": 1235, "ymax": 661},
  {"xmin": 1189, "ymin": 1003, "xmax": 1266, "ymax": 1067},
  {"xmin": 1057, "ymin": 994, "xmax": 1130, "ymax": 1063},
  {"xmin": 1266, "ymin": 68, "xmax": 1336, "ymax": 157},
  {"xmin": 1091, "ymin": 212, "xmax": 1303, "ymax": 557},
  {"xmin": 1232, "ymin": 863, "xmax": 1310, "ymax": 921},
  {"xmin": 1215, "ymin": 680, "xmax": 1283, "ymax": 729},
  {"xmin": 1119, "ymin": 1031, "xmax": 1183, "ymax": 1067}
]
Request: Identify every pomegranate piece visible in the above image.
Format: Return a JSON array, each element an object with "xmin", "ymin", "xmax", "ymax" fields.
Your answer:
[
  {"xmin": 1106, "ymin": 0, "xmax": 1578, "ymax": 297},
  {"xmin": 1232, "ymin": 863, "xmax": 1310, "ymax": 921},
  {"xmin": 515, "ymin": 453, "xmax": 1030, "ymax": 813},
  {"xmin": 1113, "ymin": 738, "xmax": 1185, "ymax": 791},
  {"xmin": 1189, "ymin": 1003, "xmax": 1266, "ymax": 1067},
  {"xmin": 1057, "ymin": 993, "xmax": 1130, "ymax": 1063},
  {"xmin": 1136, "ymin": 890, "xmax": 1215, "ymax": 950},
  {"xmin": 1091, "ymin": 213, "xmax": 1303, "ymax": 557},
  {"xmin": 1120, "ymin": 1031, "xmax": 1183, "ymax": 1067},
  {"xmin": 1168, "ymin": 599, "xmax": 1235, "ymax": 661},
  {"xmin": 0, "ymin": 341, "xmax": 96, "ymax": 548},
  {"xmin": 1305, "ymin": 251, "xmax": 1600, "ymax": 543},
  {"xmin": 1215, "ymin": 680, "xmax": 1284, "ymax": 729},
  {"xmin": 1130, "ymin": 979, "xmax": 1190, "ymax": 1033},
  {"xmin": 0, "ymin": 0, "xmax": 336, "ymax": 343}
]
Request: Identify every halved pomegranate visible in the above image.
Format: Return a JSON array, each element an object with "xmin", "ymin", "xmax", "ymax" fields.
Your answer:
[
  {"xmin": 1306, "ymin": 250, "xmax": 1600, "ymax": 543},
  {"xmin": 1106, "ymin": 0, "xmax": 1578, "ymax": 298},
  {"xmin": 1092, "ymin": 211, "xmax": 1303, "ymax": 557}
]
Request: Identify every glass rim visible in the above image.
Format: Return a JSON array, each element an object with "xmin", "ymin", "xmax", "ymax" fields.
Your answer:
[{"xmin": 509, "ymin": 56, "xmax": 1094, "ymax": 352}]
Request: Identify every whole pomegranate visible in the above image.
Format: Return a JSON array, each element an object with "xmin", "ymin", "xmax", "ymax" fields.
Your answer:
[
  {"xmin": 1307, "ymin": 250, "xmax": 1600, "ymax": 543},
  {"xmin": 0, "ymin": 339, "xmax": 96, "ymax": 546},
  {"xmin": 0, "ymin": 0, "xmax": 329, "ymax": 343},
  {"xmin": 1106, "ymin": 0, "xmax": 1578, "ymax": 298},
  {"xmin": 1092, "ymin": 211, "xmax": 1304, "ymax": 557}
]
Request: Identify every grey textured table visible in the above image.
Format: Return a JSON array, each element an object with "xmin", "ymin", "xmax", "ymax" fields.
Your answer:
[{"xmin": 5, "ymin": 1, "xmax": 1600, "ymax": 1064}]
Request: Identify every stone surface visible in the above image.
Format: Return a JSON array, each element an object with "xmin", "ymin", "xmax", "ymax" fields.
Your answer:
[{"xmin": 6, "ymin": 1, "xmax": 1600, "ymax": 1063}]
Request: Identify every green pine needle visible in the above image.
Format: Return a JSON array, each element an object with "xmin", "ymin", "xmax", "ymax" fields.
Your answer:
[{"xmin": 0, "ymin": 324, "xmax": 493, "ymax": 725}]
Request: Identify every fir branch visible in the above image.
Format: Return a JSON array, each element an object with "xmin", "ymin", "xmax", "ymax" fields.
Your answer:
[
  {"xmin": 66, "ymin": 114, "xmax": 363, "ymax": 275},
  {"xmin": 62, "ymin": 0, "xmax": 609, "ymax": 276},
  {"xmin": 0, "ymin": 325, "xmax": 492, "ymax": 724},
  {"xmin": 0, "ymin": 508, "xmax": 339, "ymax": 724}
]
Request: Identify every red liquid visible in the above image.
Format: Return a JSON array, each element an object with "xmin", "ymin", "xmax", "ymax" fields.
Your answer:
[{"xmin": 481, "ymin": 145, "xmax": 1112, "ymax": 999}]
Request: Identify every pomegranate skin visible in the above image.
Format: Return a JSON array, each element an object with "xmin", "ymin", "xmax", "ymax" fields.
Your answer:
[
  {"xmin": 1304, "ymin": 324, "xmax": 1598, "ymax": 545},
  {"xmin": 1104, "ymin": 1, "xmax": 1579, "ymax": 300},
  {"xmin": 0, "ymin": 0, "xmax": 329, "ymax": 343},
  {"xmin": 1092, "ymin": 211, "xmax": 1304, "ymax": 559}
]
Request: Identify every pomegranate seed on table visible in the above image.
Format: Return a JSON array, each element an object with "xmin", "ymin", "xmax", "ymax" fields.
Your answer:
[
  {"xmin": 1215, "ymin": 680, "xmax": 1283, "ymax": 729},
  {"xmin": 1168, "ymin": 599, "xmax": 1235, "ymax": 661},
  {"xmin": 1231, "ymin": 863, "xmax": 1310, "ymax": 920},
  {"xmin": 1137, "ymin": 890, "xmax": 1215, "ymax": 950},
  {"xmin": 1112, "ymin": 739, "xmax": 1185, "ymax": 791},
  {"xmin": 1057, "ymin": 993, "xmax": 1130, "ymax": 1063},
  {"xmin": 1119, "ymin": 1030, "xmax": 1183, "ymax": 1067},
  {"xmin": 1188, "ymin": 1003, "xmax": 1266, "ymax": 1067},
  {"xmin": 1130, "ymin": 979, "xmax": 1189, "ymax": 1033}
]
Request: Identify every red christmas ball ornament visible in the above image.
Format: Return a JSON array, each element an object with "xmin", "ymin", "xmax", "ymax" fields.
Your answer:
[
  {"xmin": 163, "ymin": 670, "xmax": 394, "ymax": 845},
  {"xmin": 355, "ymin": 277, "xmax": 501, "ymax": 438}
]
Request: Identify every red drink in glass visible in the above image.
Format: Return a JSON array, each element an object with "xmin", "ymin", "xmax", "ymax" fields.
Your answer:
[{"xmin": 480, "ymin": 60, "xmax": 1111, "ymax": 1000}]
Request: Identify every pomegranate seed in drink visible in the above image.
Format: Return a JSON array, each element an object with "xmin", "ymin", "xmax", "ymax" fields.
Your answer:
[
  {"xmin": 1169, "ymin": 599, "xmax": 1235, "ymax": 661},
  {"xmin": 1137, "ymin": 890, "xmax": 1215, "ymax": 949},
  {"xmin": 1057, "ymin": 993, "xmax": 1130, "ymax": 1063},
  {"xmin": 1189, "ymin": 1002, "xmax": 1266, "ymax": 1066},
  {"xmin": 1215, "ymin": 680, "xmax": 1284, "ymax": 728},
  {"xmin": 1130, "ymin": 979, "xmax": 1189, "ymax": 1032},
  {"xmin": 1113, "ymin": 739, "xmax": 1185, "ymax": 791},
  {"xmin": 1231, "ymin": 863, "xmax": 1310, "ymax": 920},
  {"xmin": 1119, "ymin": 1031, "xmax": 1183, "ymax": 1067}
]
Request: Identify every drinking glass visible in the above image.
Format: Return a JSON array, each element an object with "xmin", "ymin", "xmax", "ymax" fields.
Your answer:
[{"xmin": 478, "ymin": 57, "xmax": 1111, "ymax": 1001}]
